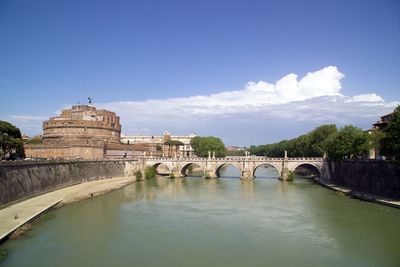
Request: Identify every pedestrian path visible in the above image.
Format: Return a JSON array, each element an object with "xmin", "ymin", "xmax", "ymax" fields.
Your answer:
[
  {"xmin": 0, "ymin": 176, "xmax": 135, "ymax": 242},
  {"xmin": 315, "ymin": 178, "xmax": 400, "ymax": 209}
]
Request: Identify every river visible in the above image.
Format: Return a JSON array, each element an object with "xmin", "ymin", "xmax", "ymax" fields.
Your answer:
[{"xmin": 1, "ymin": 166, "xmax": 400, "ymax": 267}]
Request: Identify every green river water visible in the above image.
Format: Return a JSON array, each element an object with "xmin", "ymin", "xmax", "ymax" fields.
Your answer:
[{"xmin": 1, "ymin": 166, "xmax": 400, "ymax": 267}]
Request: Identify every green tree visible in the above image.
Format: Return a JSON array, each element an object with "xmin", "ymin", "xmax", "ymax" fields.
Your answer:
[
  {"xmin": 191, "ymin": 136, "xmax": 226, "ymax": 157},
  {"xmin": 309, "ymin": 124, "xmax": 337, "ymax": 156},
  {"xmin": 249, "ymin": 124, "xmax": 337, "ymax": 157},
  {"xmin": 381, "ymin": 106, "xmax": 400, "ymax": 160},
  {"xmin": 368, "ymin": 129, "xmax": 385, "ymax": 156},
  {"xmin": 0, "ymin": 120, "xmax": 25, "ymax": 159},
  {"xmin": 322, "ymin": 125, "xmax": 370, "ymax": 160}
]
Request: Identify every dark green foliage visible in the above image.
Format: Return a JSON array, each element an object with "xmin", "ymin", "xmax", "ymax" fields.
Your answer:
[
  {"xmin": 382, "ymin": 106, "xmax": 400, "ymax": 160},
  {"xmin": 191, "ymin": 136, "xmax": 226, "ymax": 157},
  {"xmin": 250, "ymin": 124, "xmax": 337, "ymax": 157},
  {"xmin": 0, "ymin": 120, "xmax": 22, "ymax": 138},
  {"xmin": 0, "ymin": 120, "xmax": 25, "ymax": 159},
  {"xmin": 144, "ymin": 166, "xmax": 156, "ymax": 179},
  {"xmin": 322, "ymin": 125, "xmax": 370, "ymax": 160},
  {"xmin": 226, "ymin": 150, "xmax": 246, "ymax": 156},
  {"xmin": 250, "ymin": 123, "xmax": 370, "ymax": 160}
]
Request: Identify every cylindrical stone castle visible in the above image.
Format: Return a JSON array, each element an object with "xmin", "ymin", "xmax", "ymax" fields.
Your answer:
[{"xmin": 43, "ymin": 105, "xmax": 121, "ymax": 145}]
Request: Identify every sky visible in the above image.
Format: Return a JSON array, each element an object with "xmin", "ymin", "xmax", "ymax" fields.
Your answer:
[{"xmin": 0, "ymin": 0, "xmax": 399, "ymax": 146}]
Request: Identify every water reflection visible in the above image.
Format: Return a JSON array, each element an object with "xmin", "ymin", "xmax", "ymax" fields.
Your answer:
[
  {"xmin": 240, "ymin": 180, "xmax": 255, "ymax": 202},
  {"xmin": 2, "ymin": 167, "xmax": 400, "ymax": 267}
]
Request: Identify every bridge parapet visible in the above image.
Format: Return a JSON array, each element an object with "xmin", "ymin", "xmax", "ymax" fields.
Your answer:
[{"xmin": 143, "ymin": 156, "xmax": 323, "ymax": 161}]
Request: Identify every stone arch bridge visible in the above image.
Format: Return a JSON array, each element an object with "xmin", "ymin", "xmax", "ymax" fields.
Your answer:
[{"xmin": 143, "ymin": 156, "xmax": 325, "ymax": 180}]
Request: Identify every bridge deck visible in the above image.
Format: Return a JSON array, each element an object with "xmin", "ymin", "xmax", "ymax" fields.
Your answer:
[{"xmin": 144, "ymin": 156, "xmax": 324, "ymax": 161}]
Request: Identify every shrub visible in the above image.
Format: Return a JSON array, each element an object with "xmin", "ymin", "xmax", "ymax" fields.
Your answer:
[
  {"xmin": 169, "ymin": 172, "xmax": 175, "ymax": 179},
  {"xmin": 286, "ymin": 171, "xmax": 295, "ymax": 181},
  {"xmin": 144, "ymin": 166, "xmax": 156, "ymax": 179},
  {"xmin": 134, "ymin": 170, "xmax": 143, "ymax": 180}
]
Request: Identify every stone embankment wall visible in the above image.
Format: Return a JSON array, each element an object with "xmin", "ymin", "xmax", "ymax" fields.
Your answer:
[
  {"xmin": 322, "ymin": 160, "xmax": 400, "ymax": 199},
  {"xmin": 0, "ymin": 160, "xmax": 142, "ymax": 205}
]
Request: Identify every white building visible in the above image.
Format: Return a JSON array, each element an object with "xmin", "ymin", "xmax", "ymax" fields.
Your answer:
[{"xmin": 121, "ymin": 131, "xmax": 196, "ymax": 158}]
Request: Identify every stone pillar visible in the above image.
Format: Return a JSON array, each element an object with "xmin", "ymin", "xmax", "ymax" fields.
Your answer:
[
  {"xmin": 205, "ymin": 170, "xmax": 217, "ymax": 179},
  {"xmin": 212, "ymin": 151, "xmax": 215, "ymax": 159},
  {"xmin": 172, "ymin": 170, "xmax": 182, "ymax": 178},
  {"xmin": 280, "ymin": 159, "xmax": 289, "ymax": 180},
  {"xmin": 280, "ymin": 167, "xmax": 289, "ymax": 180},
  {"xmin": 208, "ymin": 151, "xmax": 211, "ymax": 159},
  {"xmin": 240, "ymin": 170, "xmax": 254, "ymax": 180}
]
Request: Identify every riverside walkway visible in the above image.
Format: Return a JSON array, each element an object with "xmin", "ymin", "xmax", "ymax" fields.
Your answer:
[
  {"xmin": 0, "ymin": 176, "xmax": 135, "ymax": 243},
  {"xmin": 315, "ymin": 178, "xmax": 400, "ymax": 209}
]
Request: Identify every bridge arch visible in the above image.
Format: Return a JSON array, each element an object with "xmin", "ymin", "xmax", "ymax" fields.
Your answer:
[
  {"xmin": 253, "ymin": 163, "xmax": 281, "ymax": 178},
  {"xmin": 180, "ymin": 163, "xmax": 205, "ymax": 177},
  {"xmin": 291, "ymin": 162, "xmax": 321, "ymax": 178},
  {"xmin": 151, "ymin": 162, "xmax": 172, "ymax": 176},
  {"xmin": 215, "ymin": 163, "xmax": 242, "ymax": 178}
]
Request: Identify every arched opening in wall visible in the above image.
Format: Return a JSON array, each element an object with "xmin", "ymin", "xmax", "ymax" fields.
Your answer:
[
  {"xmin": 152, "ymin": 163, "xmax": 171, "ymax": 176},
  {"xmin": 181, "ymin": 163, "xmax": 204, "ymax": 177},
  {"xmin": 216, "ymin": 164, "xmax": 241, "ymax": 178},
  {"xmin": 253, "ymin": 164, "xmax": 280, "ymax": 179},
  {"xmin": 293, "ymin": 164, "xmax": 320, "ymax": 179}
]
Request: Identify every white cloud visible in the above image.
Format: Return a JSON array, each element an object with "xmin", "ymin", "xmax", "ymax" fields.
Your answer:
[
  {"xmin": 101, "ymin": 66, "xmax": 347, "ymax": 118},
  {"xmin": 96, "ymin": 66, "xmax": 396, "ymax": 142},
  {"xmin": 4, "ymin": 66, "xmax": 397, "ymax": 144},
  {"xmin": 345, "ymin": 93, "xmax": 384, "ymax": 103}
]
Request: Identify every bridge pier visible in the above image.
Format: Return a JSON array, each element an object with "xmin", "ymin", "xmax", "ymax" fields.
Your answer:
[
  {"xmin": 240, "ymin": 170, "xmax": 254, "ymax": 180},
  {"xmin": 280, "ymin": 167, "xmax": 289, "ymax": 181},
  {"xmin": 279, "ymin": 156, "xmax": 289, "ymax": 181},
  {"xmin": 205, "ymin": 170, "xmax": 217, "ymax": 179},
  {"xmin": 171, "ymin": 170, "xmax": 182, "ymax": 178}
]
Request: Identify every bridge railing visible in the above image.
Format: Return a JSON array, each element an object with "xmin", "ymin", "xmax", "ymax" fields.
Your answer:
[{"xmin": 142, "ymin": 156, "xmax": 324, "ymax": 161}]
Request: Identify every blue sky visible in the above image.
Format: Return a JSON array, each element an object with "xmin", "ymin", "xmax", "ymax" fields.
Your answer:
[{"xmin": 0, "ymin": 0, "xmax": 399, "ymax": 146}]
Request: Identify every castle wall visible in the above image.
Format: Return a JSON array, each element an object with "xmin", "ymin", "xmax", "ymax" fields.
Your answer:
[
  {"xmin": 25, "ymin": 144, "xmax": 105, "ymax": 160},
  {"xmin": 43, "ymin": 120, "xmax": 120, "ymax": 143}
]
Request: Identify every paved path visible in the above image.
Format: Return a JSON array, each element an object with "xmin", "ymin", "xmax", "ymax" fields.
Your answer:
[
  {"xmin": 0, "ymin": 176, "xmax": 135, "ymax": 242},
  {"xmin": 315, "ymin": 178, "xmax": 400, "ymax": 209}
]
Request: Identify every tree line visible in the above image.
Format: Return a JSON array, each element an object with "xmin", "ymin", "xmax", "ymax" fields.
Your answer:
[{"xmin": 250, "ymin": 106, "xmax": 400, "ymax": 161}]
